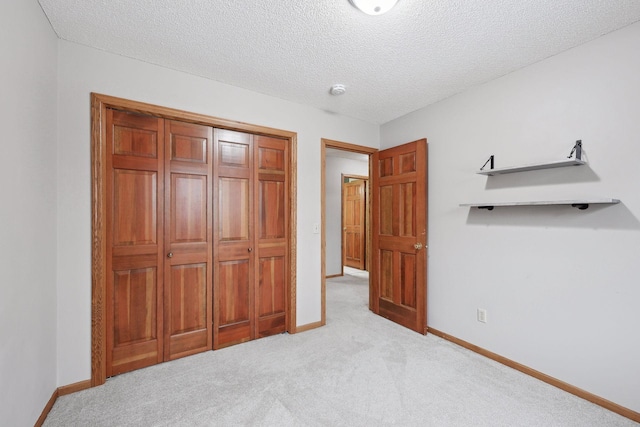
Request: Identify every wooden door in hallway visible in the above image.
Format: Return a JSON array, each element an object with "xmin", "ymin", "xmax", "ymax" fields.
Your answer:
[
  {"xmin": 343, "ymin": 179, "xmax": 366, "ymax": 270},
  {"xmin": 371, "ymin": 139, "xmax": 428, "ymax": 334}
]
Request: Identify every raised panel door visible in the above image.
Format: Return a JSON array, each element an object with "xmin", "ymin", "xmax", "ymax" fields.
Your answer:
[
  {"xmin": 343, "ymin": 179, "xmax": 366, "ymax": 270},
  {"xmin": 254, "ymin": 135, "xmax": 288, "ymax": 337},
  {"xmin": 164, "ymin": 120, "xmax": 213, "ymax": 360},
  {"xmin": 106, "ymin": 109, "xmax": 164, "ymax": 376},
  {"xmin": 213, "ymin": 129, "xmax": 254, "ymax": 348},
  {"xmin": 371, "ymin": 139, "xmax": 427, "ymax": 334}
]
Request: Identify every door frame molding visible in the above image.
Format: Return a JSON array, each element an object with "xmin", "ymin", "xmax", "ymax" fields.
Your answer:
[
  {"xmin": 321, "ymin": 139, "xmax": 377, "ymax": 325},
  {"xmin": 91, "ymin": 93, "xmax": 298, "ymax": 386}
]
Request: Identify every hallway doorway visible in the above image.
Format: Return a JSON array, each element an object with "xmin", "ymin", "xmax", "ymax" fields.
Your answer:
[{"xmin": 321, "ymin": 139, "xmax": 376, "ymax": 325}]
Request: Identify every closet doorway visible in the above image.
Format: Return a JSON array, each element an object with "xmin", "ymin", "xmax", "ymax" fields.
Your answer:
[{"xmin": 91, "ymin": 94, "xmax": 297, "ymax": 386}]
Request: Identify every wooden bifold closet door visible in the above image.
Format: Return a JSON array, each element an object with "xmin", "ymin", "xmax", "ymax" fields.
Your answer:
[
  {"xmin": 106, "ymin": 111, "xmax": 213, "ymax": 376},
  {"xmin": 213, "ymin": 129, "xmax": 289, "ymax": 349},
  {"xmin": 105, "ymin": 110, "xmax": 166, "ymax": 376},
  {"xmin": 163, "ymin": 120, "xmax": 213, "ymax": 361},
  {"xmin": 105, "ymin": 109, "xmax": 287, "ymax": 376}
]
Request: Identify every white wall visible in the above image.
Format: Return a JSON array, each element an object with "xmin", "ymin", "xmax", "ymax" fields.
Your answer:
[
  {"xmin": 0, "ymin": 1, "xmax": 58, "ymax": 425},
  {"xmin": 381, "ymin": 22, "xmax": 640, "ymax": 412},
  {"xmin": 56, "ymin": 40, "xmax": 379, "ymax": 386},
  {"xmin": 325, "ymin": 156, "xmax": 369, "ymax": 276}
]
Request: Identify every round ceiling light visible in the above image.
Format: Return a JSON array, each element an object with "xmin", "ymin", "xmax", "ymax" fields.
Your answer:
[
  {"xmin": 330, "ymin": 84, "xmax": 347, "ymax": 96},
  {"xmin": 349, "ymin": 0, "xmax": 399, "ymax": 15}
]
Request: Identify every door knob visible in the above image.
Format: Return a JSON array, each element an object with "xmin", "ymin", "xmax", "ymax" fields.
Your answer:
[
  {"xmin": 167, "ymin": 252, "xmax": 173, "ymax": 258},
  {"xmin": 414, "ymin": 243, "xmax": 423, "ymax": 250},
  {"xmin": 248, "ymin": 247, "xmax": 253, "ymax": 252}
]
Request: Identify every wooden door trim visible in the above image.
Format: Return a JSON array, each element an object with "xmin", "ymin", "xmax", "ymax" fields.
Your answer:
[
  {"xmin": 91, "ymin": 93, "xmax": 297, "ymax": 386},
  {"xmin": 321, "ymin": 139, "xmax": 377, "ymax": 326},
  {"xmin": 428, "ymin": 327, "xmax": 640, "ymax": 423}
]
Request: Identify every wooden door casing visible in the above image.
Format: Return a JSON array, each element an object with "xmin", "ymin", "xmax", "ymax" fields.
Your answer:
[
  {"xmin": 371, "ymin": 139, "xmax": 427, "ymax": 334},
  {"xmin": 106, "ymin": 110, "xmax": 165, "ymax": 376},
  {"xmin": 343, "ymin": 179, "xmax": 366, "ymax": 270},
  {"xmin": 164, "ymin": 120, "xmax": 213, "ymax": 360}
]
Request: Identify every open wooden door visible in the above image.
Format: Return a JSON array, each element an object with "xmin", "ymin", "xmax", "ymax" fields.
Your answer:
[
  {"xmin": 371, "ymin": 139, "xmax": 427, "ymax": 334},
  {"xmin": 343, "ymin": 179, "xmax": 366, "ymax": 270}
]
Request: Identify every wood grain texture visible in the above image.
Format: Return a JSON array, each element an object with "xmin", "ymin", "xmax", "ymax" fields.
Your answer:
[
  {"xmin": 92, "ymin": 93, "xmax": 297, "ymax": 383},
  {"xmin": 213, "ymin": 129, "xmax": 254, "ymax": 348},
  {"xmin": 427, "ymin": 327, "xmax": 640, "ymax": 423},
  {"xmin": 91, "ymin": 94, "xmax": 107, "ymax": 386},
  {"xmin": 288, "ymin": 135, "xmax": 297, "ymax": 334},
  {"xmin": 213, "ymin": 131, "xmax": 291, "ymax": 346},
  {"xmin": 58, "ymin": 379, "xmax": 92, "ymax": 396},
  {"xmin": 107, "ymin": 110, "xmax": 165, "ymax": 377},
  {"xmin": 320, "ymin": 141, "xmax": 327, "ymax": 325},
  {"xmin": 35, "ymin": 380, "xmax": 92, "ymax": 426},
  {"xmin": 343, "ymin": 179, "xmax": 366, "ymax": 270},
  {"xmin": 295, "ymin": 320, "xmax": 324, "ymax": 333},
  {"xmin": 255, "ymin": 135, "xmax": 288, "ymax": 338},
  {"xmin": 164, "ymin": 120, "xmax": 213, "ymax": 360},
  {"xmin": 34, "ymin": 389, "xmax": 58, "ymax": 427},
  {"xmin": 371, "ymin": 139, "xmax": 427, "ymax": 334}
]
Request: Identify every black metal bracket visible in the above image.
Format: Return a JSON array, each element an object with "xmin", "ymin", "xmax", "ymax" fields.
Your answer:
[
  {"xmin": 478, "ymin": 205, "xmax": 494, "ymax": 210},
  {"xmin": 567, "ymin": 140, "xmax": 582, "ymax": 160},
  {"xmin": 480, "ymin": 155, "xmax": 494, "ymax": 171},
  {"xmin": 571, "ymin": 203, "xmax": 589, "ymax": 210}
]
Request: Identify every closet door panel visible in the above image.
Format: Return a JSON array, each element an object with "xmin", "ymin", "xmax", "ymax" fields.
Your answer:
[
  {"xmin": 106, "ymin": 110, "xmax": 164, "ymax": 377},
  {"xmin": 255, "ymin": 136, "xmax": 288, "ymax": 337},
  {"xmin": 214, "ymin": 129, "xmax": 254, "ymax": 348},
  {"xmin": 219, "ymin": 177, "xmax": 250, "ymax": 241},
  {"xmin": 164, "ymin": 120, "xmax": 213, "ymax": 360}
]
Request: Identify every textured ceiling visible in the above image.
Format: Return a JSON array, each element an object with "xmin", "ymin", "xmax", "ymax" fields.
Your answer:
[{"xmin": 38, "ymin": 0, "xmax": 640, "ymax": 124}]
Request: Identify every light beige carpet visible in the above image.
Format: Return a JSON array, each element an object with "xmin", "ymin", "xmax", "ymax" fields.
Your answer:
[{"xmin": 44, "ymin": 271, "xmax": 636, "ymax": 426}]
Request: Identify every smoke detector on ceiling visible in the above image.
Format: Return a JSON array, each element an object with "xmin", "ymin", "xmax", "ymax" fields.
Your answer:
[
  {"xmin": 330, "ymin": 84, "xmax": 347, "ymax": 96},
  {"xmin": 349, "ymin": 0, "xmax": 398, "ymax": 15}
]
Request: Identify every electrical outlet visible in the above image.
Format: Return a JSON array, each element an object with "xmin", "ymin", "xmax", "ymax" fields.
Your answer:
[{"xmin": 477, "ymin": 308, "xmax": 487, "ymax": 323}]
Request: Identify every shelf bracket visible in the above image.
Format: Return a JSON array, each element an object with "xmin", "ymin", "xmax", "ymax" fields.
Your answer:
[
  {"xmin": 480, "ymin": 155, "xmax": 494, "ymax": 171},
  {"xmin": 571, "ymin": 203, "xmax": 589, "ymax": 210},
  {"xmin": 567, "ymin": 140, "xmax": 582, "ymax": 161}
]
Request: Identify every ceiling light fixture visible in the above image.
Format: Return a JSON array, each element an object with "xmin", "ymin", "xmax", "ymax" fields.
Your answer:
[
  {"xmin": 349, "ymin": 0, "xmax": 398, "ymax": 15},
  {"xmin": 330, "ymin": 84, "xmax": 347, "ymax": 96}
]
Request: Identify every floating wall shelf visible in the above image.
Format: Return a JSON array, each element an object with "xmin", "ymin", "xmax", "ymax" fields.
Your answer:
[
  {"xmin": 460, "ymin": 198, "xmax": 620, "ymax": 211},
  {"xmin": 466, "ymin": 142, "xmax": 620, "ymax": 211},
  {"xmin": 476, "ymin": 158, "xmax": 586, "ymax": 176}
]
